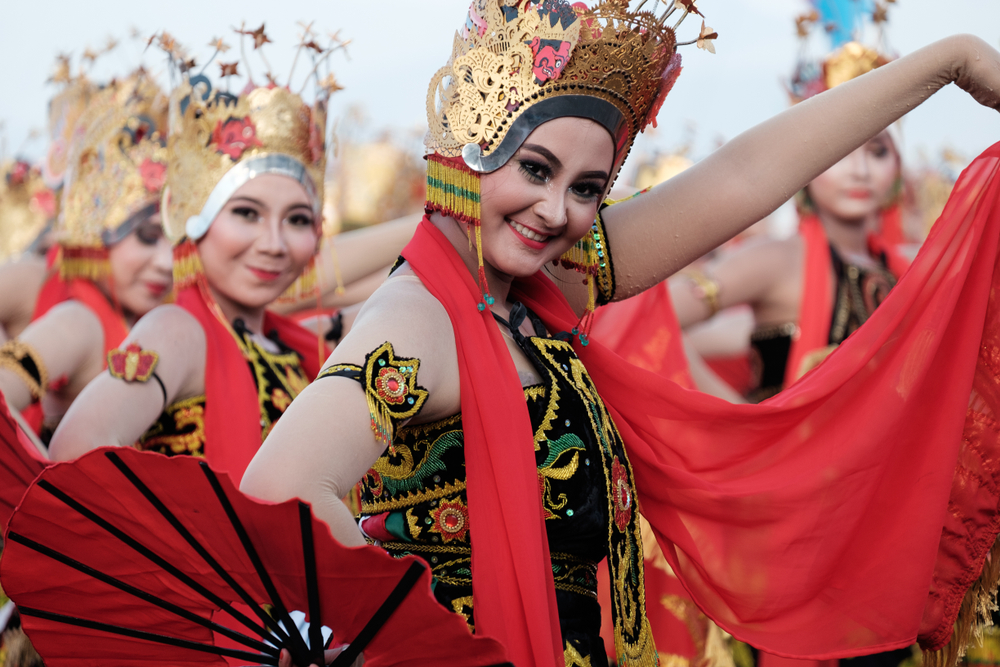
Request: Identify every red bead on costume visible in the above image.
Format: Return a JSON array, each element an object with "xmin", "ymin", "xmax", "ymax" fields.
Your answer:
[{"xmin": 611, "ymin": 457, "xmax": 632, "ymax": 532}]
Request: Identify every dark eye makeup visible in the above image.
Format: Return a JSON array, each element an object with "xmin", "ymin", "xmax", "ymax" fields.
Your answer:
[
  {"xmin": 518, "ymin": 159, "xmax": 550, "ymax": 183},
  {"xmin": 519, "ymin": 158, "xmax": 605, "ymax": 201},
  {"xmin": 231, "ymin": 206, "xmax": 260, "ymax": 221},
  {"xmin": 134, "ymin": 222, "xmax": 163, "ymax": 246},
  {"xmin": 288, "ymin": 212, "xmax": 315, "ymax": 227}
]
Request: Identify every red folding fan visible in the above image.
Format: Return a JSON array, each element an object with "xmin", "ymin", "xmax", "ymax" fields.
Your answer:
[{"xmin": 1, "ymin": 447, "xmax": 512, "ymax": 667}]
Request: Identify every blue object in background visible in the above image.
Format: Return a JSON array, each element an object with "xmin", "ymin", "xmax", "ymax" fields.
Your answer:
[{"xmin": 809, "ymin": 0, "xmax": 875, "ymax": 47}]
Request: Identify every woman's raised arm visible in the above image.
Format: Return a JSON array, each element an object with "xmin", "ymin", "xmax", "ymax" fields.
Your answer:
[{"xmin": 603, "ymin": 34, "xmax": 1000, "ymax": 299}]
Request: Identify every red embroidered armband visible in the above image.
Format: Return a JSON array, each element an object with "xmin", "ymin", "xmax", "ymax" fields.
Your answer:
[{"xmin": 107, "ymin": 344, "xmax": 159, "ymax": 383}]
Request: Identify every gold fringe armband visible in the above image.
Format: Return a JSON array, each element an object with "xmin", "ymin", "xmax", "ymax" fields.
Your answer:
[
  {"xmin": 0, "ymin": 340, "xmax": 49, "ymax": 400},
  {"xmin": 316, "ymin": 342, "xmax": 429, "ymax": 453}
]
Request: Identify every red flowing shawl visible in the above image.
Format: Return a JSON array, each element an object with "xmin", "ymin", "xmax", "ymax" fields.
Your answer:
[
  {"xmin": 174, "ymin": 282, "xmax": 325, "ymax": 485},
  {"xmin": 785, "ymin": 215, "xmax": 912, "ymax": 387},
  {"xmin": 590, "ymin": 282, "xmax": 695, "ymax": 389},
  {"xmin": 402, "ymin": 142, "xmax": 1000, "ymax": 667}
]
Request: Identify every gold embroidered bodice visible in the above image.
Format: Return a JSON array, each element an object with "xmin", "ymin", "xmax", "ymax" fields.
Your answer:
[
  {"xmin": 322, "ymin": 304, "xmax": 654, "ymax": 667},
  {"xmin": 136, "ymin": 322, "xmax": 309, "ymax": 456}
]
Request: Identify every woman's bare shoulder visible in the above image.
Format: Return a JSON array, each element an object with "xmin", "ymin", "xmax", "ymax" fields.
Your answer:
[
  {"xmin": 332, "ymin": 268, "xmax": 452, "ymax": 354},
  {"xmin": 0, "ymin": 255, "xmax": 47, "ymax": 285},
  {"xmin": 326, "ymin": 265, "xmax": 461, "ymax": 420},
  {"xmin": 127, "ymin": 304, "xmax": 206, "ymax": 352}
]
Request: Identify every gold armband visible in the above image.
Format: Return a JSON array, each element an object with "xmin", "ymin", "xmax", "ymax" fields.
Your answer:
[
  {"xmin": 317, "ymin": 341, "xmax": 429, "ymax": 453},
  {"xmin": 0, "ymin": 340, "xmax": 48, "ymax": 400},
  {"xmin": 107, "ymin": 343, "xmax": 160, "ymax": 383},
  {"xmin": 683, "ymin": 269, "xmax": 721, "ymax": 318}
]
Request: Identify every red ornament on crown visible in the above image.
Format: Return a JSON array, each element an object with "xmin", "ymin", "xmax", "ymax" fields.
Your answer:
[{"xmin": 211, "ymin": 116, "xmax": 263, "ymax": 160}]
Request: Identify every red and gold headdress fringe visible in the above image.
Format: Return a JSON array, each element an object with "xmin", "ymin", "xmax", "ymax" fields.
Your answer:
[
  {"xmin": 425, "ymin": 154, "xmax": 493, "ymax": 310},
  {"xmin": 58, "ymin": 245, "xmax": 111, "ymax": 282},
  {"xmin": 172, "ymin": 240, "xmax": 204, "ymax": 292}
]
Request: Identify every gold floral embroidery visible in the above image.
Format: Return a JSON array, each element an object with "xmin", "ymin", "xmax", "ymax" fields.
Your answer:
[
  {"xmin": 564, "ymin": 642, "xmax": 593, "ymax": 667},
  {"xmin": 137, "ymin": 395, "xmax": 206, "ymax": 457}
]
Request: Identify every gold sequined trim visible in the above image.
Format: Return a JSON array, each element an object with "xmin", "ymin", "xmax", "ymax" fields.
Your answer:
[
  {"xmin": 137, "ymin": 395, "xmax": 206, "ymax": 457},
  {"xmin": 593, "ymin": 209, "xmax": 615, "ymax": 305},
  {"xmin": 235, "ymin": 331, "xmax": 310, "ymax": 440},
  {"xmin": 360, "ymin": 480, "xmax": 467, "ymax": 514},
  {"xmin": 565, "ymin": 642, "xmax": 594, "ymax": 667}
]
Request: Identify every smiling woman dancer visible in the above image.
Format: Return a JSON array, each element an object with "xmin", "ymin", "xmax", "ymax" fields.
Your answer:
[
  {"xmin": 669, "ymin": 40, "xmax": 910, "ymax": 403},
  {"xmin": 0, "ymin": 74, "xmax": 173, "ymax": 441},
  {"xmin": 45, "ymin": 30, "xmax": 349, "ymax": 482},
  {"xmin": 240, "ymin": 2, "xmax": 1000, "ymax": 667}
]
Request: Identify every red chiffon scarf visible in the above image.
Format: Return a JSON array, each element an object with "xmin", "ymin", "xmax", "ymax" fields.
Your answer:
[
  {"xmin": 590, "ymin": 282, "xmax": 695, "ymax": 389},
  {"xmin": 402, "ymin": 142, "xmax": 1000, "ymax": 667},
  {"xmin": 786, "ymin": 215, "xmax": 912, "ymax": 387},
  {"xmin": 175, "ymin": 281, "xmax": 324, "ymax": 485}
]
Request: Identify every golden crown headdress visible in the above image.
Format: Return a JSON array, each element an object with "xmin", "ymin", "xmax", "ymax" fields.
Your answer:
[
  {"xmin": 0, "ymin": 160, "xmax": 56, "ymax": 261},
  {"xmin": 156, "ymin": 25, "xmax": 347, "ymax": 247},
  {"xmin": 427, "ymin": 0, "xmax": 713, "ymax": 176},
  {"xmin": 57, "ymin": 71, "xmax": 168, "ymax": 279},
  {"xmin": 424, "ymin": 0, "xmax": 715, "ymax": 327}
]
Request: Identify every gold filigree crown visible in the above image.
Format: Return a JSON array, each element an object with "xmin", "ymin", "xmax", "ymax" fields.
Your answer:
[
  {"xmin": 426, "ymin": 0, "xmax": 710, "ymax": 176},
  {"xmin": 157, "ymin": 26, "xmax": 347, "ymax": 245},
  {"xmin": 0, "ymin": 161, "xmax": 55, "ymax": 261},
  {"xmin": 163, "ymin": 84, "xmax": 327, "ymax": 243},
  {"xmin": 59, "ymin": 72, "xmax": 168, "ymax": 257}
]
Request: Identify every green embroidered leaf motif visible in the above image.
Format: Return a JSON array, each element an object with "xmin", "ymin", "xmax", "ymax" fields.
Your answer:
[
  {"xmin": 539, "ymin": 433, "xmax": 587, "ymax": 470},
  {"xmin": 380, "ymin": 430, "xmax": 464, "ymax": 496}
]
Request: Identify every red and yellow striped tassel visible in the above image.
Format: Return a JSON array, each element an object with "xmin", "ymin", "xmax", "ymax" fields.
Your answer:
[
  {"xmin": 172, "ymin": 240, "xmax": 204, "ymax": 292},
  {"xmin": 557, "ymin": 228, "xmax": 601, "ymax": 346},
  {"xmin": 425, "ymin": 154, "xmax": 494, "ymax": 310},
  {"xmin": 58, "ymin": 244, "xmax": 111, "ymax": 282},
  {"xmin": 276, "ymin": 254, "xmax": 318, "ymax": 304}
]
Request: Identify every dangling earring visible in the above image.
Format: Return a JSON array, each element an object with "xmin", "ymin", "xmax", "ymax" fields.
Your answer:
[
  {"xmin": 277, "ymin": 254, "xmax": 318, "ymax": 303},
  {"xmin": 555, "ymin": 220, "xmax": 603, "ymax": 346},
  {"xmin": 426, "ymin": 153, "xmax": 493, "ymax": 311}
]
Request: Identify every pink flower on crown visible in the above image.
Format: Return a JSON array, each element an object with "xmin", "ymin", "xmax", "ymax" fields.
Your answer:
[
  {"xmin": 139, "ymin": 158, "xmax": 167, "ymax": 193},
  {"xmin": 646, "ymin": 53, "xmax": 683, "ymax": 130},
  {"xmin": 8, "ymin": 161, "xmax": 31, "ymax": 186},
  {"xmin": 211, "ymin": 116, "xmax": 263, "ymax": 161}
]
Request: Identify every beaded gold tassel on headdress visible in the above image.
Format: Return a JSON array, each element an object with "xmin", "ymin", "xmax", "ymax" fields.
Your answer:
[{"xmin": 426, "ymin": 154, "xmax": 489, "ymax": 307}]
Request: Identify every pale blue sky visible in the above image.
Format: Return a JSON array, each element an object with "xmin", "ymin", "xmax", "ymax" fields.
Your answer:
[{"xmin": 1, "ymin": 0, "xmax": 997, "ymax": 178}]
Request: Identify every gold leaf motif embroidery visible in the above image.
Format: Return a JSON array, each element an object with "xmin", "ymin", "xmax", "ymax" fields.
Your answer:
[{"xmin": 564, "ymin": 642, "xmax": 593, "ymax": 667}]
